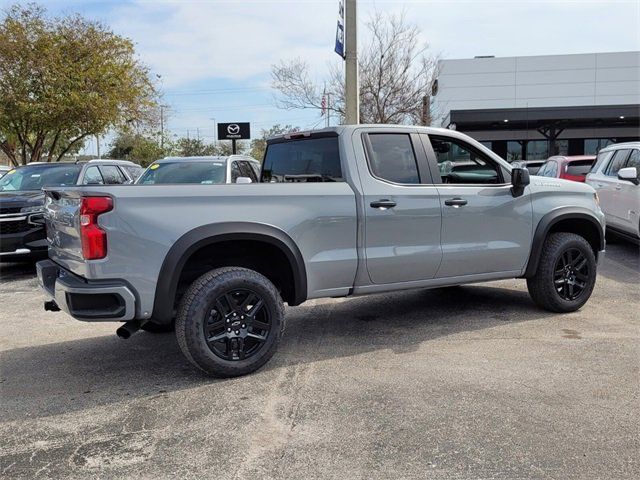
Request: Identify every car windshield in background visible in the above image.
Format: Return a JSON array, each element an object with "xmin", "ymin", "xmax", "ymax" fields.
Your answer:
[
  {"xmin": 0, "ymin": 165, "xmax": 81, "ymax": 191},
  {"xmin": 137, "ymin": 162, "xmax": 227, "ymax": 185},
  {"xmin": 261, "ymin": 136, "xmax": 342, "ymax": 182}
]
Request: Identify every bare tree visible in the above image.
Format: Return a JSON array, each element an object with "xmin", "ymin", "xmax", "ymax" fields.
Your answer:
[{"xmin": 271, "ymin": 12, "xmax": 440, "ymax": 125}]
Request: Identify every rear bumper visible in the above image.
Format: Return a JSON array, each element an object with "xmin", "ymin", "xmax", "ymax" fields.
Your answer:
[{"xmin": 36, "ymin": 259, "xmax": 136, "ymax": 322}]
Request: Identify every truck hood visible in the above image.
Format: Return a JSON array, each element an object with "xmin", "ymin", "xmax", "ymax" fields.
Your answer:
[
  {"xmin": 529, "ymin": 176, "xmax": 596, "ymax": 194},
  {"xmin": 0, "ymin": 190, "xmax": 45, "ymax": 213}
]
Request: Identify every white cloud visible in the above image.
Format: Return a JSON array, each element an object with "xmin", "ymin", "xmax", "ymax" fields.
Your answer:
[{"xmin": 108, "ymin": 0, "xmax": 341, "ymax": 88}]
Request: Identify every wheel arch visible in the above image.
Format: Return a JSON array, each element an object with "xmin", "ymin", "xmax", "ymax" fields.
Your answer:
[
  {"xmin": 523, "ymin": 209, "xmax": 605, "ymax": 278},
  {"xmin": 151, "ymin": 222, "xmax": 307, "ymax": 323}
]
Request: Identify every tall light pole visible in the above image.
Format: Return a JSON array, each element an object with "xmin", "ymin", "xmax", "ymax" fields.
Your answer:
[{"xmin": 344, "ymin": 0, "xmax": 359, "ymax": 124}]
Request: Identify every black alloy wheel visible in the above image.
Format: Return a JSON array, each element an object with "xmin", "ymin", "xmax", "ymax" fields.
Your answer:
[
  {"xmin": 527, "ymin": 232, "xmax": 597, "ymax": 313},
  {"xmin": 204, "ymin": 289, "xmax": 271, "ymax": 361},
  {"xmin": 553, "ymin": 247, "xmax": 590, "ymax": 301},
  {"xmin": 176, "ymin": 267, "xmax": 285, "ymax": 377}
]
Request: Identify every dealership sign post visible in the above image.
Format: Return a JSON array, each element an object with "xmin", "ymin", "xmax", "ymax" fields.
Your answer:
[{"xmin": 217, "ymin": 122, "xmax": 250, "ymax": 154}]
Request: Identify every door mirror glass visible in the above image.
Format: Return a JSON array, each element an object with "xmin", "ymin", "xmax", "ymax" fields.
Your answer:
[
  {"xmin": 511, "ymin": 167, "xmax": 530, "ymax": 197},
  {"xmin": 618, "ymin": 167, "xmax": 639, "ymax": 185},
  {"xmin": 235, "ymin": 176, "xmax": 253, "ymax": 184}
]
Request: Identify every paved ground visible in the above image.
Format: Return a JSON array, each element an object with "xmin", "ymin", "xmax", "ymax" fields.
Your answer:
[{"xmin": 0, "ymin": 241, "xmax": 638, "ymax": 479}]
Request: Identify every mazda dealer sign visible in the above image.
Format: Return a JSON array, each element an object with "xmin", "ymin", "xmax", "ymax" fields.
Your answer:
[{"xmin": 217, "ymin": 122, "xmax": 250, "ymax": 140}]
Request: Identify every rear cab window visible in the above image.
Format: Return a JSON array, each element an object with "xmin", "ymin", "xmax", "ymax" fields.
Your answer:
[{"xmin": 261, "ymin": 134, "xmax": 342, "ymax": 182}]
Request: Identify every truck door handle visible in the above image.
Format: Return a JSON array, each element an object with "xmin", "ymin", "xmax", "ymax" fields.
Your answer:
[
  {"xmin": 444, "ymin": 197, "xmax": 468, "ymax": 207},
  {"xmin": 615, "ymin": 185, "xmax": 622, "ymax": 190},
  {"xmin": 370, "ymin": 199, "xmax": 396, "ymax": 209}
]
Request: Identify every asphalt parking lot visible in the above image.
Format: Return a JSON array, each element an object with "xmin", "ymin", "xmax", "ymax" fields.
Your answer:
[{"xmin": 1, "ymin": 241, "xmax": 638, "ymax": 479}]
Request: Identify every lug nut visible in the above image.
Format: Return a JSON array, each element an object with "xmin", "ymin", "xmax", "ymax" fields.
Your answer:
[
  {"xmin": 242, "ymin": 324, "xmax": 246, "ymax": 328},
  {"xmin": 235, "ymin": 330, "xmax": 239, "ymax": 335},
  {"xmin": 227, "ymin": 328, "xmax": 231, "ymax": 332}
]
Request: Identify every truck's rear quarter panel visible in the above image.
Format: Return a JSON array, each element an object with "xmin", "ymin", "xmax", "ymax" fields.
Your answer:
[{"xmin": 45, "ymin": 183, "xmax": 358, "ymax": 318}]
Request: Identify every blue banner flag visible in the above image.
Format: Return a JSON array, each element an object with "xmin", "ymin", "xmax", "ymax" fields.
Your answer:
[{"xmin": 334, "ymin": 0, "xmax": 345, "ymax": 59}]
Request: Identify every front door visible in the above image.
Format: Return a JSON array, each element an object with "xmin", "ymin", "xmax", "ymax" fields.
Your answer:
[
  {"xmin": 423, "ymin": 133, "xmax": 533, "ymax": 278},
  {"xmin": 358, "ymin": 130, "xmax": 442, "ymax": 284}
]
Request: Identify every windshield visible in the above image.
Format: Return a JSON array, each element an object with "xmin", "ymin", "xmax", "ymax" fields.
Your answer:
[
  {"xmin": 0, "ymin": 165, "xmax": 81, "ymax": 191},
  {"xmin": 137, "ymin": 161, "xmax": 227, "ymax": 184}
]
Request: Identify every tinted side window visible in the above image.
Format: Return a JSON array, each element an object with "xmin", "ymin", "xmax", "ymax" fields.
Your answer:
[
  {"xmin": 238, "ymin": 161, "xmax": 257, "ymax": 181},
  {"xmin": 590, "ymin": 150, "xmax": 613, "ymax": 173},
  {"xmin": 249, "ymin": 162, "xmax": 261, "ymax": 180},
  {"xmin": 230, "ymin": 162, "xmax": 241, "ymax": 183},
  {"xmin": 605, "ymin": 150, "xmax": 631, "ymax": 176},
  {"xmin": 82, "ymin": 166, "xmax": 104, "ymax": 185},
  {"xmin": 99, "ymin": 165, "xmax": 127, "ymax": 184},
  {"xmin": 262, "ymin": 136, "xmax": 342, "ymax": 182},
  {"xmin": 625, "ymin": 149, "xmax": 640, "ymax": 169},
  {"xmin": 366, "ymin": 133, "xmax": 419, "ymax": 184}
]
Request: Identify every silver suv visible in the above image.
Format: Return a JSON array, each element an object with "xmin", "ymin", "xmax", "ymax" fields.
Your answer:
[{"xmin": 586, "ymin": 142, "xmax": 640, "ymax": 242}]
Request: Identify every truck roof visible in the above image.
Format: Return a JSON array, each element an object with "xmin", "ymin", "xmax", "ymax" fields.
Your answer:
[{"xmin": 266, "ymin": 124, "xmax": 462, "ymax": 142}]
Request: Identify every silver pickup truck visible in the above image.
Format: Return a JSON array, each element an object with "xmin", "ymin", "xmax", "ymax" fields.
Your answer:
[{"xmin": 37, "ymin": 125, "xmax": 605, "ymax": 377}]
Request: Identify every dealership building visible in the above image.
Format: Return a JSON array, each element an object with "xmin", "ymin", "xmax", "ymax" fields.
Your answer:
[{"xmin": 432, "ymin": 51, "xmax": 640, "ymax": 161}]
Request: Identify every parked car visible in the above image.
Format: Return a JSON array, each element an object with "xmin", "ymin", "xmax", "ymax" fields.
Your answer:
[
  {"xmin": 586, "ymin": 142, "xmax": 640, "ymax": 242},
  {"xmin": 37, "ymin": 125, "xmax": 604, "ymax": 377},
  {"xmin": 0, "ymin": 159, "xmax": 141, "ymax": 261},
  {"xmin": 137, "ymin": 155, "xmax": 261, "ymax": 185},
  {"xmin": 0, "ymin": 165, "xmax": 11, "ymax": 179},
  {"xmin": 536, "ymin": 155, "xmax": 596, "ymax": 182}
]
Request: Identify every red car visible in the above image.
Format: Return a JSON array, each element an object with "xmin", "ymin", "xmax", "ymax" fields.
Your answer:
[{"xmin": 535, "ymin": 155, "xmax": 596, "ymax": 182}]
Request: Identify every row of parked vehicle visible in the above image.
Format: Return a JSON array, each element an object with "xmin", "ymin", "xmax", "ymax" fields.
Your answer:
[
  {"xmin": 0, "ymin": 155, "xmax": 265, "ymax": 261},
  {"xmin": 2, "ymin": 141, "xmax": 638, "ymax": 264},
  {"xmin": 527, "ymin": 143, "xmax": 640, "ymax": 241}
]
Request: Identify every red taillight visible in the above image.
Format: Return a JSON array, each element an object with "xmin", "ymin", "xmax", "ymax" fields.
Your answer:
[{"xmin": 80, "ymin": 196, "xmax": 113, "ymax": 260}]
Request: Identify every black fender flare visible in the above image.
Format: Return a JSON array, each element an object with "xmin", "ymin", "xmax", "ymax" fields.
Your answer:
[
  {"xmin": 151, "ymin": 222, "xmax": 307, "ymax": 323},
  {"xmin": 523, "ymin": 208, "xmax": 604, "ymax": 278}
]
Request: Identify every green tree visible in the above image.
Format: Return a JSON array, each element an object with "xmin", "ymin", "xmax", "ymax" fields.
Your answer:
[
  {"xmin": 107, "ymin": 131, "xmax": 167, "ymax": 167},
  {"xmin": 249, "ymin": 124, "xmax": 299, "ymax": 161},
  {"xmin": 0, "ymin": 3, "xmax": 159, "ymax": 166},
  {"xmin": 173, "ymin": 137, "xmax": 216, "ymax": 157}
]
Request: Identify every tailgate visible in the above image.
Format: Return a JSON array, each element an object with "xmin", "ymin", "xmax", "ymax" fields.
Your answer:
[{"xmin": 43, "ymin": 189, "xmax": 85, "ymax": 269}]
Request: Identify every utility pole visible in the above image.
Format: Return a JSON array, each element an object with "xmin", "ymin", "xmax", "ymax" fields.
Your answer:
[
  {"xmin": 96, "ymin": 134, "xmax": 100, "ymax": 159},
  {"xmin": 344, "ymin": 0, "xmax": 359, "ymax": 124}
]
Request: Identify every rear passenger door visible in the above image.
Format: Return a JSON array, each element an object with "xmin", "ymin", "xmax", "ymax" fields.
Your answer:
[
  {"xmin": 358, "ymin": 130, "xmax": 442, "ymax": 284},
  {"xmin": 423, "ymin": 133, "xmax": 533, "ymax": 278},
  {"xmin": 600, "ymin": 149, "xmax": 631, "ymax": 228}
]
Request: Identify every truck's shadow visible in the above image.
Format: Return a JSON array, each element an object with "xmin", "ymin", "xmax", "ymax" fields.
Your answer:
[{"xmin": 1, "ymin": 284, "xmax": 554, "ymax": 422}]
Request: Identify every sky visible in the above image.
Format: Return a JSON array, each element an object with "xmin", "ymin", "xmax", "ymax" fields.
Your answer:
[{"xmin": 2, "ymin": 0, "xmax": 639, "ymax": 155}]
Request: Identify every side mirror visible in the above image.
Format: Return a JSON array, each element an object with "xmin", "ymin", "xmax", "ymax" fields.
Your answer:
[
  {"xmin": 511, "ymin": 167, "xmax": 530, "ymax": 197},
  {"xmin": 618, "ymin": 167, "xmax": 639, "ymax": 185},
  {"xmin": 235, "ymin": 176, "xmax": 253, "ymax": 184}
]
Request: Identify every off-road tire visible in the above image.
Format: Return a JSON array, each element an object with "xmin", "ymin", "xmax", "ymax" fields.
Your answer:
[
  {"xmin": 527, "ymin": 232, "xmax": 597, "ymax": 313},
  {"xmin": 175, "ymin": 267, "xmax": 285, "ymax": 377},
  {"xmin": 140, "ymin": 320, "xmax": 175, "ymax": 333}
]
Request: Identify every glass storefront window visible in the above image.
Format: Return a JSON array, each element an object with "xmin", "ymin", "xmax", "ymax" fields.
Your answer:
[
  {"xmin": 526, "ymin": 140, "xmax": 548, "ymax": 160},
  {"xmin": 507, "ymin": 141, "xmax": 522, "ymax": 161},
  {"xmin": 585, "ymin": 138, "xmax": 614, "ymax": 155},
  {"xmin": 553, "ymin": 140, "xmax": 569, "ymax": 156}
]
